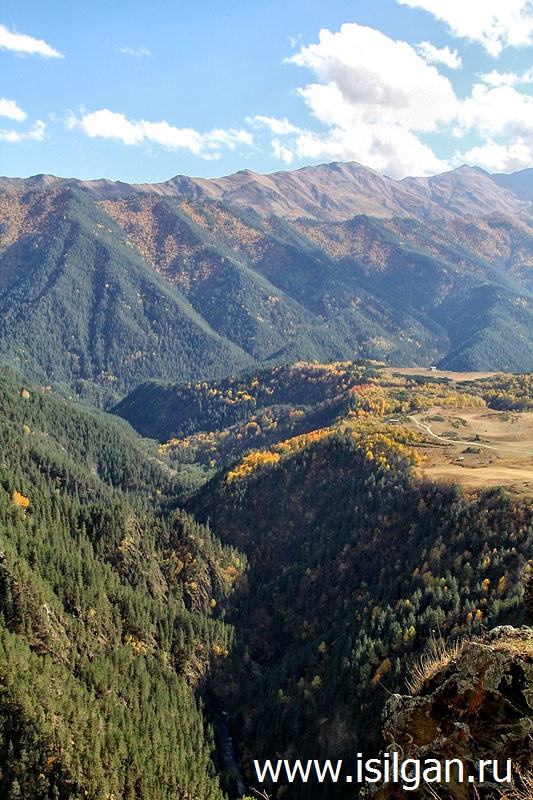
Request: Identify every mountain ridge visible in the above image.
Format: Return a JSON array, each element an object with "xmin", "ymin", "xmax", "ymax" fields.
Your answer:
[
  {"xmin": 1, "ymin": 161, "xmax": 531, "ymax": 222},
  {"xmin": 0, "ymin": 162, "xmax": 531, "ymax": 396}
]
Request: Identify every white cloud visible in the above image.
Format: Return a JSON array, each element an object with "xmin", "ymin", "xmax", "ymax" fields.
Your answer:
[
  {"xmin": 0, "ymin": 120, "xmax": 46, "ymax": 142},
  {"xmin": 290, "ymin": 123, "xmax": 449, "ymax": 177},
  {"xmin": 68, "ymin": 109, "xmax": 143, "ymax": 145},
  {"xmin": 288, "ymin": 24, "xmax": 458, "ymax": 131},
  {"xmin": 271, "ymin": 138, "xmax": 295, "ymax": 164},
  {"xmin": 67, "ymin": 109, "xmax": 253, "ymax": 158},
  {"xmin": 459, "ymin": 83, "xmax": 532, "ymax": 138},
  {"xmin": 461, "ymin": 139, "xmax": 532, "ymax": 172},
  {"xmin": 416, "ymin": 41, "xmax": 462, "ymax": 68},
  {"xmin": 248, "ymin": 116, "xmax": 302, "ymax": 135},
  {"xmin": 396, "ymin": 0, "xmax": 533, "ymax": 56},
  {"xmin": 480, "ymin": 68, "xmax": 533, "ymax": 87},
  {"xmin": 61, "ymin": 16, "xmax": 531, "ymax": 179},
  {"xmin": 0, "ymin": 98, "xmax": 26, "ymax": 121},
  {"xmin": 455, "ymin": 82, "xmax": 533, "ymax": 170},
  {"xmin": 118, "ymin": 46, "xmax": 151, "ymax": 57},
  {"xmin": 0, "ymin": 23, "xmax": 63, "ymax": 58},
  {"xmin": 276, "ymin": 20, "xmax": 533, "ymax": 175},
  {"xmin": 282, "ymin": 23, "xmax": 457, "ymax": 176}
]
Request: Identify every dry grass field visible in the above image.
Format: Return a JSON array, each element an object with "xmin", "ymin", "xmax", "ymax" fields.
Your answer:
[
  {"xmin": 390, "ymin": 367, "xmax": 501, "ymax": 383},
  {"xmin": 406, "ymin": 407, "xmax": 533, "ymax": 497},
  {"xmin": 384, "ymin": 367, "xmax": 532, "ymax": 496}
]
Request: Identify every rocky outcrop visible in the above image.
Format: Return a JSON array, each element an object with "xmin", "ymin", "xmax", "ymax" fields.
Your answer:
[{"xmin": 367, "ymin": 626, "xmax": 533, "ymax": 799}]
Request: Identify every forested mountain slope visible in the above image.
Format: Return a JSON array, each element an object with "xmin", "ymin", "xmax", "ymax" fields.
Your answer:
[
  {"xmin": 113, "ymin": 361, "xmax": 376, "ymax": 442},
  {"xmin": 0, "ymin": 187, "xmax": 252, "ymax": 401},
  {"xmin": 0, "ymin": 163, "xmax": 532, "ymax": 399},
  {"xmin": 194, "ymin": 440, "xmax": 530, "ymax": 798},
  {"xmin": 0, "ymin": 358, "xmax": 532, "ymax": 799},
  {"xmin": 183, "ymin": 368, "xmax": 533, "ymax": 799},
  {"xmin": 0, "ymin": 363, "xmax": 246, "ymax": 799},
  {"xmin": 112, "ymin": 359, "xmax": 533, "ymax": 797}
]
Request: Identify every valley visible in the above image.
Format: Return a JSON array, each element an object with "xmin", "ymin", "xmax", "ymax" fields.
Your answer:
[
  {"xmin": 2, "ymin": 0, "xmax": 533, "ymax": 790},
  {"xmin": 0, "ymin": 160, "xmax": 531, "ymax": 799}
]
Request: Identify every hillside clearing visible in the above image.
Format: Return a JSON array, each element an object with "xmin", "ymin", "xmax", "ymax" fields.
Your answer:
[{"xmin": 406, "ymin": 408, "xmax": 533, "ymax": 496}]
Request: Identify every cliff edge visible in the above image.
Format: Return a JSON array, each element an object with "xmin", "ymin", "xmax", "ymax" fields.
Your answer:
[{"xmin": 367, "ymin": 626, "xmax": 533, "ymax": 799}]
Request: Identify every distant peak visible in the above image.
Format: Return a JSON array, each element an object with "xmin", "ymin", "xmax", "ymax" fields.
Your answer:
[{"xmin": 449, "ymin": 164, "xmax": 490, "ymax": 176}]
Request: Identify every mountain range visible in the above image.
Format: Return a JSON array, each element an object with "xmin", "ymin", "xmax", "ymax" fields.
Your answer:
[
  {"xmin": 2, "ymin": 161, "xmax": 532, "ymax": 221},
  {"xmin": 0, "ymin": 159, "xmax": 532, "ymax": 799},
  {"xmin": 0, "ymin": 161, "xmax": 531, "ymax": 401}
]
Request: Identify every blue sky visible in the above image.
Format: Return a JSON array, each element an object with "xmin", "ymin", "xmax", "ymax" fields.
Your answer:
[{"xmin": 1, "ymin": 0, "xmax": 532, "ymax": 182}]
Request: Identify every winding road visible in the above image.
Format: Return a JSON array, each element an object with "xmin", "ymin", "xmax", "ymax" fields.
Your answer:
[{"xmin": 408, "ymin": 416, "xmax": 533, "ymax": 457}]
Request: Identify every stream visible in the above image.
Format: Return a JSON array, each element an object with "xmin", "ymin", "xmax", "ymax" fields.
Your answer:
[{"xmin": 214, "ymin": 710, "xmax": 247, "ymax": 798}]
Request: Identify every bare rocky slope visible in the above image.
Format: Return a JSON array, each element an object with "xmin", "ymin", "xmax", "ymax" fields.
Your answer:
[{"xmin": 1, "ymin": 161, "xmax": 531, "ymax": 222}]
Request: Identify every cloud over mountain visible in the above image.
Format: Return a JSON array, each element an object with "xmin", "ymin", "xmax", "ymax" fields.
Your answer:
[
  {"xmin": 283, "ymin": 23, "xmax": 458, "ymax": 177},
  {"xmin": 67, "ymin": 109, "xmax": 253, "ymax": 159}
]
